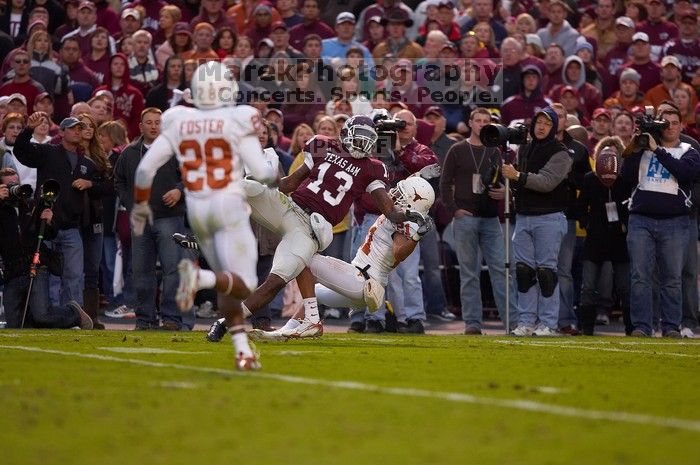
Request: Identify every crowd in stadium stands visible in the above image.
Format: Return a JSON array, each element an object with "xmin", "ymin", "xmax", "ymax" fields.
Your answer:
[{"xmin": 1, "ymin": 0, "xmax": 699, "ymax": 338}]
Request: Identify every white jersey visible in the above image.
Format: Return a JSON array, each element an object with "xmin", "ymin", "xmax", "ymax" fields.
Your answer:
[
  {"xmin": 351, "ymin": 215, "xmax": 421, "ymax": 286},
  {"xmin": 158, "ymin": 104, "xmax": 266, "ymax": 198}
]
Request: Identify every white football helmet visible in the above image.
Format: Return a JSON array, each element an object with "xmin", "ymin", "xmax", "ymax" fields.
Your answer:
[
  {"xmin": 390, "ymin": 176, "xmax": 435, "ymax": 215},
  {"xmin": 191, "ymin": 61, "xmax": 239, "ymax": 109}
]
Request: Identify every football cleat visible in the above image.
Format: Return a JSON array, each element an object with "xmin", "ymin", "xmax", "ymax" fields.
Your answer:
[
  {"xmin": 235, "ymin": 352, "xmax": 261, "ymax": 371},
  {"xmin": 281, "ymin": 318, "xmax": 324, "ymax": 339},
  {"xmin": 249, "ymin": 318, "xmax": 300, "ymax": 342},
  {"xmin": 206, "ymin": 318, "xmax": 227, "ymax": 342},
  {"xmin": 172, "ymin": 233, "xmax": 200, "ymax": 251},
  {"xmin": 176, "ymin": 259, "xmax": 199, "ymax": 311}
]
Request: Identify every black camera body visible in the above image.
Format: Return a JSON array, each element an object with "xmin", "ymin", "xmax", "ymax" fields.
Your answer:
[
  {"xmin": 480, "ymin": 123, "xmax": 529, "ymax": 148},
  {"xmin": 372, "ymin": 110, "xmax": 407, "ymax": 158},
  {"xmin": 6, "ymin": 183, "xmax": 33, "ymax": 201},
  {"xmin": 374, "ymin": 118, "xmax": 407, "ymax": 133},
  {"xmin": 636, "ymin": 114, "xmax": 669, "ymax": 150}
]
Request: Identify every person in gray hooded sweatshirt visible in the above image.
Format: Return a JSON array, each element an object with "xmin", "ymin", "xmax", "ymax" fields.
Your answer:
[
  {"xmin": 501, "ymin": 106, "xmax": 573, "ymax": 336},
  {"xmin": 548, "ymin": 55, "xmax": 602, "ymax": 121}
]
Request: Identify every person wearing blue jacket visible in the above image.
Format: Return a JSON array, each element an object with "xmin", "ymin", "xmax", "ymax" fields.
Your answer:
[{"xmin": 620, "ymin": 108, "xmax": 700, "ymax": 337}]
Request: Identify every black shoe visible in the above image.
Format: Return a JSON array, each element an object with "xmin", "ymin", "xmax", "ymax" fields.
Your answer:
[
  {"xmin": 206, "ymin": 318, "xmax": 227, "ymax": 342},
  {"xmin": 347, "ymin": 321, "xmax": 365, "ymax": 333},
  {"xmin": 398, "ymin": 319, "xmax": 425, "ymax": 334},
  {"xmin": 365, "ymin": 320, "xmax": 385, "ymax": 333},
  {"xmin": 172, "ymin": 233, "xmax": 200, "ymax": 251}
]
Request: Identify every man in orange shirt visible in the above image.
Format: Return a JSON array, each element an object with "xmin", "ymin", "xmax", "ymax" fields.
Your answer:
[
  {"xmin": 227, "ymin": 0, "xmax": 281, "ymax": 33},
  {"xmin": 180, "ymin": 22, "xmax": 219, "ymax": 63},
  {"xmin": 645, "ymin": 55, "xmax": 698, "ymax": 110}
]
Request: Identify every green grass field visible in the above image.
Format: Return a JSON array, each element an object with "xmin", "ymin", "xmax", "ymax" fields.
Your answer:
[{"xmin": 1, "ymin": 330, "xmax": 699, "ymax": 465}]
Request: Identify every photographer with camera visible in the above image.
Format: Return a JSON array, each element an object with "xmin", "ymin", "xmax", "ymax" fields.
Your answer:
[
  {"xmin": 441, "ymin": 108, "xmax": 517, "ymax": 334},
  {"xmin": 0, "ymin": 167, "xmax": 92, "ymax": 329},
  {"xmin": 621, "ymin": 108, "xmax": 700, "ymax": 337},
  {"xmin": 501, "ymin": 107, "xmax": 572, "ymax": 336}
]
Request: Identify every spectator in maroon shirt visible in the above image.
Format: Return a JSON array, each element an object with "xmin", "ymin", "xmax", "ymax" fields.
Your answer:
[
  {"xmin": 54, "ymin": 0, "xmax": 80, "ymax": 43},
  {"xmin": 501, "ymin": 65, "xmax": 552, "ymax": 126},
  {"xmin": 130, "ymin": 0, "xmax": 169, "ymax": 35},
  {"xmin": 93, "ymin": 0, "xmax": 119, "ymax": 35},
  {"xmin": 114, "ymin": 7, "xmax": 142, "ymax": 42},
  {"xmin": 638, "ymin": 0, "xmax": 678, "ymax": 61},
  {"xmin": 62, "ymin": 1, "xmax": 117, "ymax": 58},
  {"xmin": 362, "ymin": 16, "xmax": 384, "ymax": 54},
  {"xmin": 189, "ymin": 0, "xmax": 236, "ymax": 31},
  {"xmin": 270, "ymin": 22, "xmax": 304, "ymax": 59},
  {"xmin": 93, "ymin": 53, "xmax": 145, "ymax": 140},
  {"xmin": 549, "ymin": 56, "xmax": 602, "ymax": 120},
  {"xmin": 246, "ymin": 4, "xmax": 276, "ymax": 47},
  {"xmin": 601, "ymin": 16, "xmax": 635, "ymax": 96},
  {"xmin": 0, "ymin": 49, "xmax": 46, "ymax": 110},
  {"xmin": 288, "ymin": 0, "xmax": 335, "ymax": 51},
  {"xmin": 542, "ymin": 43, "xmax": 565, "ymax": 95},
  {"xmin": 83, "ymin": 27, "xmax": 111, "ymax": 84},
  {"xmin": 661, "ymin": 10, "xmax": 700, "ymax": 85},
  {"xmin": 617, "ymin": 32, "xmax": 661, "ymax": 94}
]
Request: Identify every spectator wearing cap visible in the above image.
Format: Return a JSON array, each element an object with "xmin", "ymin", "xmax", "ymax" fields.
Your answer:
[
  {"xmin": 581, "ymin": 0, "xmax": 616, "ymax": 58},
  {"xmin": 645, "ymin": 56, "xmax": 698, "ymax": 110},
  {"xmin": 131, "ymin": 0, "xmax": 169, "ymax": 35},
  {"xmin": 638, "ymin": 0, "xmax": 679, "ymax": 62},
  {"xmin": 245, "ymin": 4, "xmax": 279, "ymax": 47},
  {"xmin": 575, "ymin": 41, "xmax": 605, "ymax": 96},
  {"xmin": 263, "ymin": 108, "xmax": 292, "ymax": 153},
  {"xmin": 155, "ymin": 21, "xmax": 193, "ymax": 70},
  {"xmin": 288, "ymin": 0, "xmax": 334, "ymax": 51},
  {"xmin": 189, "ymin": 0, "xmax": 235, "ymax": 30},
  {"xmin": 600, "ymin": 16, "xmax": 636, "ymax": 96},
  {"xmin": 228, "ymin": 0, "xmax": 282, "ymax": 34},
  {"xmin": 542, "ymin": 43, "xmax": 565, "ymax": 95},
  {"xmin": 93, "ymin": 53, "xmax": 145, "ymax": 140},
  {"xmin": 128, "ymin": 30, "xmax": 161, "ymax": 97},
  {"xmin": 549, "ymin": 55, "xmax": 602, "ymax": 121},
  {"xmin": 92, "ymin": 0, "xmax": 120, "ymax": 35},
  {"xmin": 14, "ymin": 114, "xmax": 103, "ymax": 308},
  {"xmin": 433, "ymin": 2, "xmax": 460, "ymax": 43},
  {"xmin": 557, "ymin": 86, "xmax": 589, "ymax": 126},
  {"xmin": 322, "ymin": 12, "xmax": 374, "ymax": 70},
  {"xmin": 180, "ymin": 22, "xmax": 219, "ymax": 63},
  {"xmin": 604, "ymin": 68, "xmax": 652, "ymax": 112},
  {"xmin": 616, "ymin": 32, "xmax": 661, "ymax": 94},
  {"xmin": 588, "ymin": 108, "xmax": 612, "ymax": 153},
  {"xmin": 0, "ymin": 0, "xmax": 29, "ymax": 45},
  {"xmin": 536, "ymin": 0, "xmax": 581, "ymax": 57},
  {"xmin": 459, "ymin": 0, "xmax": 508, "ymax": 47},
  {"xmin": 115, "ymin": 7, "xmax": 143, "ymax": 42},
  {"xmin": 414, "ymin": 0, "xmax": 441, "ymax": 33},
  {"xmin": 62, "ymin": 1, "xmax": 117, "ymax": 58},
  {"xmin": 0, "ymin": 49, "xmax": 46, "ymax": 111},
  {"xmin": 501, "ymin": 65, "xmax": 551, "ymax": 126},
  {"xmin": 268, "ymin": 21, "xmax": 304, "ymax": 59},
  {"xmin": 356, "ymin": 0, "xmax": 417, "ymax": 43},
  {"xmin": 372, "ymin": 10, "xmax": 424, "ymax": 60},
  {"xmin": 83, "ymin": 26, "xmax": 111, "ymax": 85},
  {"xmin": 362, "ymin": 16, "xmax": 384, "ymax": 54},
  {"xmin": 34, "ymin": 92, "xmax": 57, "ymax": 130},
  {"xmin": 661, "ymin": 10, "xmax": 700, "ymax": 85},
  {"xmin": 275, "ymin": 0, "xmax": 303, "ymax": 29}
]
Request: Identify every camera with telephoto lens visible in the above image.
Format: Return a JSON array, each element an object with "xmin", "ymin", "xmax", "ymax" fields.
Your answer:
[
  {"xmin": 7, "ymin": 183, "xmax": 33, "ymax": 201},
  {"xmin": 479, "ymin": 123, "xmax": 529, "ymax": 148},
  {"xmin": 635, "ymin": 106, "xmax": 669, "ymax": 150},
  {"xmin": 372, "ymin": 109, "xmax": 408, "ymax": 158}
]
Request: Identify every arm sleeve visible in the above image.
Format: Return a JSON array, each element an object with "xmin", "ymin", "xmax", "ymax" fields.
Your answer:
[
  {"xmin": 113, "ymin": 153, "xmax": 128, "ymax": 208},
  {"xmin": 656, "ymin": 147, "xmax": 700, "ymax": 184},
  {"xmin": 239, "ymin": 134, "xmax": 276, "ymax": 184},
  {"xmin": 522, "ymin": 150, "xmax": 573, "ymax": 193},
  {"xmin": 134, "ymin": 135, "xmax": 175, "ymax": 191},
  {"xmin": 399, "ymin": 144, "xmax": 440, "ymax": 174},
  {"xmin": 13, "ymin": 128, "xmax": 46, "ymax": 169}
]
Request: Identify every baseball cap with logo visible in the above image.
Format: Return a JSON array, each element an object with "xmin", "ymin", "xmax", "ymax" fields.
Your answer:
[
  {"xmin": 78, "ymin": 1, "xmax": 96, "ymax": 11},
  {"xmin": 424, "ymin": 106, "xmax": 445, "ymax": 118},
  {"xmin": 615, "ymin": 16, "xmax": 635, "ymax": 29},
  {"xmin": 336, "ymin": 12, "xmax": 356, "ymax": 24},
  {"xmin": 632, "ymin": 32, "xmax": 649, "ymax": 43},
  {"xmin": 560, "ymin": 85, "xmax": 578, "ymax": 97},
  {"xmin": 592, "ymin": 108, "xmax": 612, "ymax": 120},
  {"xmin": 121, "ymin": 8, "xmax": 141, "ymax": 20},
  {"xmin": 8, "ymin": 93, "xmax": 27, "ymax": 106}
]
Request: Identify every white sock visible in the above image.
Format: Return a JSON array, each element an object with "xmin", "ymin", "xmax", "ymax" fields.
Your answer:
[
  {"xmin": 241, "ymin": 302, "xmax": 252, "ymax": 318},
  {"xmin": 303, "ymin": 297, "xmax": 320, "ymax": 323},
  {"xmin": 198, "ymin": 269, "xmax": 216, "ymax": 290},
  {"xmin": 230, "ymin": 329, "xmax": 253, "ymax": 357}
]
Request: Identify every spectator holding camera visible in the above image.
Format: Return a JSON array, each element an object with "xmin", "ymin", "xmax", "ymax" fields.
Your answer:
[
  {"xmin": 502, "ymin": 106, "xmax": 572, "ymax": 336},
  {"xmin": 621, "ymin": 108, "xmax": 700, "ymax": 337},
  {"xmin": 0, "ymin": 167, "xmax": 92, "ymax": 329},
  {"xmin": 578, "ymin": 136, "xmax": 632, "ymax": 335}
]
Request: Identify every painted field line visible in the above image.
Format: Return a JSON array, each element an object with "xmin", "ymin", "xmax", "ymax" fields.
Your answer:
[
  {"xmin": 493, "ymin": 339, "xmax": 700, "ymax": 347},
  {"xmin": 495, "ymin": 340, "xmax": 700, "ymax": 358},
  {"xmin": 2, "ymin": 344, "xmax": 700, "ymax": 433}
]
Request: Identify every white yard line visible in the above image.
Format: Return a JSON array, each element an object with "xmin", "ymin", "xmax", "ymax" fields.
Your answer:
[
  {"xmin": 95, "ymin": 347, "xmax": 210, "ymax": 355},
  {"xmin": 2, "ymin": 344, "xmax": 699, "ymax": 433},
  {"xmin": 493, "ymin": 339, "xmax": 700, "ymax": 346},
  {"xmin": 495, "ymin": 340, "xmax": 700, "ymax": 358}
]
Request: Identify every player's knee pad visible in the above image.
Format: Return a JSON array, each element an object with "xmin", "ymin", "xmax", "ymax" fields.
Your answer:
[
  {"xmin": 516, "ymin": 262, "xmax": 537, "ymax": 293},
  {"xmin": 536, "ymin": 267, "xmax": 558, "ymax": 297},
  {"xmin": 363, "ymin": 278, "xmax": 385, "ymax": 312}
]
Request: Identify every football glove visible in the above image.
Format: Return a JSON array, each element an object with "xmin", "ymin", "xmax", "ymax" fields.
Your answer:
[
  {"xmin": 130, "ymin": 201, "xmax": 153, "ymax": 236},
  {"xmin": 417, "ymin": 163, "xmax": 441, "ymax": 180}
]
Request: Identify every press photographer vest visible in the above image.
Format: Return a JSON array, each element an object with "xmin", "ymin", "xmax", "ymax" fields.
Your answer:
[{"xmin": 516, "ymin": 141, "xmax": 569, "ymax": 215}]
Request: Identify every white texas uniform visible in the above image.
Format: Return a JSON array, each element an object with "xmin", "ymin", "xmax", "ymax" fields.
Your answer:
[
  {"xmin": 135, "ymin": 104, "xmax": 274, "ymax": 291},
  {"xmin": 309, "ymin": 215, "xmax": 422, "ymax": 309}
]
